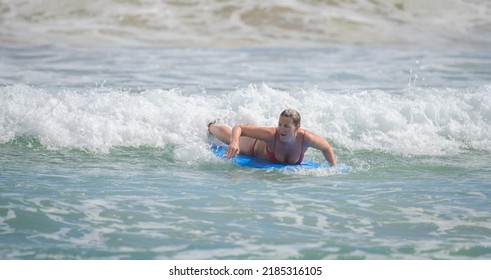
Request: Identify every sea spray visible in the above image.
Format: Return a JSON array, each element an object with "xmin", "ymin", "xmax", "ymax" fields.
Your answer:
[{"xmin": 2, "ymin": 84, "xmax": 490, "ymax": 157}]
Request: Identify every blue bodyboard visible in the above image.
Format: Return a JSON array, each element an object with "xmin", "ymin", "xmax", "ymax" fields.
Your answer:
[{"xmin": 210, "ymin": 145, "xmax": 324, "ymax": 169}]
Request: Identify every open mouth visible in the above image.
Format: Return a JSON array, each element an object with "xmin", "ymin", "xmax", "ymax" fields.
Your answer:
[{"xmin": 280, "ymin": 132, "xmax": 287, "ymax": 137}]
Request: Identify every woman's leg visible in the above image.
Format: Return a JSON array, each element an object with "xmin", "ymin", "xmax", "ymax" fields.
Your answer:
[
  {"xmin": 208, "ymin": 123, "xmax": 232, "ymax": 144},
  {"xmin": 208, "ymin": 123, "xmax": 255, "ymax": 155}
]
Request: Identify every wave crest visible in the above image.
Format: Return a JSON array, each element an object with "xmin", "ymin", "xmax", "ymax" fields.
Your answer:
[
  {"xmin": 1, "ymin": 0, "xmax": 490, "ymax": 48},
  {"xmin": 2, "ymin": 84, "xmax": 490, "ymax": 156}
]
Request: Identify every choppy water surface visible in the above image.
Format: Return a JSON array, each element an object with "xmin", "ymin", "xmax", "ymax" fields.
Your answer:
[{"xmin": 1, "ymin": 0, "xmax": 491, "ymax": 259}]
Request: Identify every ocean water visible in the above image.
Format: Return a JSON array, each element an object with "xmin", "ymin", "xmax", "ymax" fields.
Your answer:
[{"xmin": 1, "ymin": 0, "xmax": 491, "ymax": 260}]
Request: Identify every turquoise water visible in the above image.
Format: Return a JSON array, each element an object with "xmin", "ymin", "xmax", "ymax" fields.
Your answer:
[
  {"xmin": 1, "ymin": 0, "xmax": 491, "ymax": 260},
  {"xmin": 1, "ymin": 136, "xmax": 490, "ymax": 259}
]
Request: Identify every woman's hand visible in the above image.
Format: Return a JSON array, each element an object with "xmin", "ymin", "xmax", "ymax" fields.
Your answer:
[{"xmin": 225, "ymin": 142, "xmax": 240, "ymax": 159}]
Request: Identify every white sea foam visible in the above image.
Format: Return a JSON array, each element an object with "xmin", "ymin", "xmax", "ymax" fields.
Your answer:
[
  {"xmin": 1, "ymin": 83, "xmax": 490, "ymax": 156},
  {"xmin": 1, "ymin": 0, "xmax": 490, "ymax": 49}
]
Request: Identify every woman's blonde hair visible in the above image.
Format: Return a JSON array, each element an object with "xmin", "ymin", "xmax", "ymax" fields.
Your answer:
[{"xmin": 280, "ymin": 109, "xmax": 301, "ymax": 127}]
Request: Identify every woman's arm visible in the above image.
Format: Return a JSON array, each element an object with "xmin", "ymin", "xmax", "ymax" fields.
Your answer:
[
  {"xmin": 226, "ymin": 125, "xmax": 275, "ymax": 159},
  {"xmin": 305, "ymin": 131, "xmax": 336, "ymax": 166}
]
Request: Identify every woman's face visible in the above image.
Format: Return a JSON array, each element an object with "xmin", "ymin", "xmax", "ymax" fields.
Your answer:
[{"xmin": 277, "ymin": 116, "xmax": 298, "ymax": 143}]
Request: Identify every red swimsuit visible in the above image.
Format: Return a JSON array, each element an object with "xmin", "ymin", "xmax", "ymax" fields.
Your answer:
[{"xmin": 252, "ymin": 129, "xmax": 305, "ymax": 164}]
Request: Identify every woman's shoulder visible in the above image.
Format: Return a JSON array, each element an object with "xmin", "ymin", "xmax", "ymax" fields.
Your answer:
[
  {"xmin": 300, "ymin": 128, "xmax": 320, "ymax": 144},
  {"xmin": 300, "ymin": 128, "xmax": 312, "ymax": 137}
]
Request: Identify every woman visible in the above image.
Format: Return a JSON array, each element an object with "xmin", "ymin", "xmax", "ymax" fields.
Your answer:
[{"xmin": 208, "ymin": 109, "xmax": 336, "ymax": 166}]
